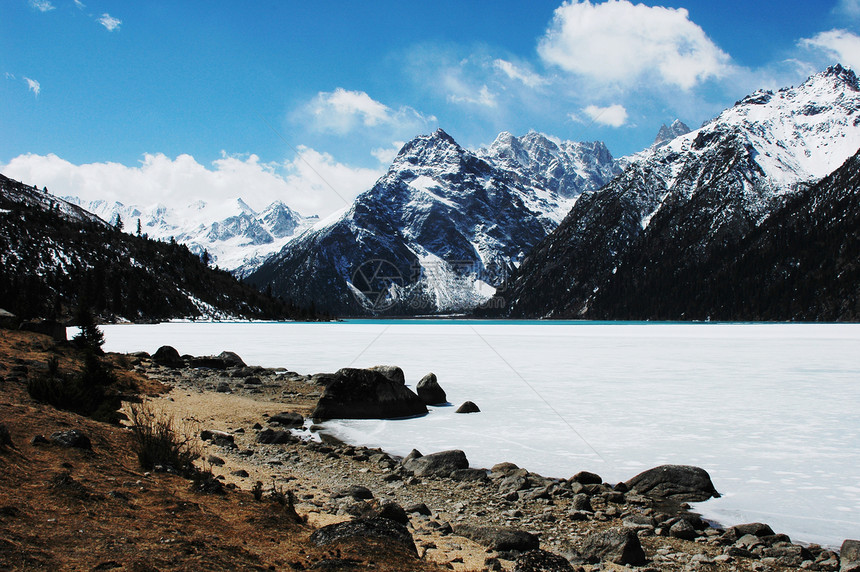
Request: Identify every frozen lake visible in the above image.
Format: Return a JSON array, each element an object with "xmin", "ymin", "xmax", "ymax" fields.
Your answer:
[{"xmin": 99, "ymin": 320, "xmax": 860, "ymax": 547}]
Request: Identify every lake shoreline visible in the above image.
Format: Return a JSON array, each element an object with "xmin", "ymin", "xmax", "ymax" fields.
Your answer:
[{"xmin": 134, "ymin": 349, "xmax": 851, "ymax": 570}]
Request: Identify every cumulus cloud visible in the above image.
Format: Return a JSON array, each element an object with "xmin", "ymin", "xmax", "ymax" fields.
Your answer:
[
  {"xmin": 98, "ymin": 13, "xmax": 122, "ymax": 32},
  {"xmin": 493, "ymin": 59, "xmax": 547, "ymax": 88},
  {"xmin": 538, "ymin": 0, "xmax": 731, "ymax": 90},
  {"xmin": 580, "ymin": 104, "xmax": 628, "ymax": 127},
  {"xmin": 23, "ymin": 77, "xmax": 40, "ymax": 97},
  {"xmin": 302, "ymin": 88, "xmax": 434, "ymax": 135},
  {"xmin": 799, "ymin": 29, "xmax": 860, "ymax": 69},
  {"xmin": 1, "ymin": 151, "xmax": 383, "ymax": 218},
  {"xmin": 29, "ymin": 0, "xmax": 55, "ymax": 12}
]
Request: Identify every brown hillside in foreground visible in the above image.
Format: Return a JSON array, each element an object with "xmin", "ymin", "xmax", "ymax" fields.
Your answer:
[{"xmin": 0, "ymin": 329, "xmax": 439, "ymax": 571}]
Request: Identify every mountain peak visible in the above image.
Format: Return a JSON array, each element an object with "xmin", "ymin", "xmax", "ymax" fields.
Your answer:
[
  {"xmin": 653, "ymin": 120, "xmax": 691, "ymax": 148},
  {"xmin": 799, "ymin": 63, "xmax": 860, "ymax": 93}
]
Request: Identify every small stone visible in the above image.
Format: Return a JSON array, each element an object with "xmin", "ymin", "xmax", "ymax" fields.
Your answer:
[{"xmin": 455, "ymin": 401, "xmax": 480, "ymax": 414}]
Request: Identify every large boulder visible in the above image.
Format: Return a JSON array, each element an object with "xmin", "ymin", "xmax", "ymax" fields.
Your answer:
[
  {"xmin": 152, "ymin": 346, "xmax": 183, "ymax": 368},
  {"xmin": 842, "ymin": 539, "xmax": 860, "ymax": 572},
  {"xmin": 579, "ymin": 528, "xmax": 646, "ymax": 566},
  {"xmin": 401, "ymin": 449, "xmax": 469, "ymax": 477},
  {"xmin": 311, "ymin": 368, "xmax": 427, "ymax": 420},
  {"xmin": 624, "ymin": 464, "xmax": 720, "ymax": 502},
  {"xmin": 309, "ymin": 516, "xmax": 417, "ymax": 556},
  {"xmin": 453, "ymin": 524, "xmax": 539, "ymax": 553},
  {"xmin": 416, "ymin": 373, "xmax": 447, "ymax": 405}
]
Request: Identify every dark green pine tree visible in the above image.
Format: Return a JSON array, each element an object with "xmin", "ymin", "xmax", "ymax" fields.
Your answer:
[{"xmin": 72, "ymin": 305, "xmax": 105, "ymax": 355}]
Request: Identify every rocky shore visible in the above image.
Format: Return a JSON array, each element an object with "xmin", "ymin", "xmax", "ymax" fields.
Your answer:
[{"xmin": 136, "ymin": 348, "xmax": 857, "ymax": 572}]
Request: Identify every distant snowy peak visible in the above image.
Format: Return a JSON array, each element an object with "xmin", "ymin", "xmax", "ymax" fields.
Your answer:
[
  {"xmin": 653, "ymin": 120, "xmax": 691, "ymax": 148},
  {"xmin": 62, "ymin": 196, "xmax": 315, "ymax": 275},
  {"xmin": 478, "ymin": 130, "xmax": 620, "ymax": 198}
]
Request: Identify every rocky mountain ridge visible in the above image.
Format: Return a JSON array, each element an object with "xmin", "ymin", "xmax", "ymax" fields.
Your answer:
[{"xmin": 502, "ymin": 64, "xmax": 860, "ymax": 320}]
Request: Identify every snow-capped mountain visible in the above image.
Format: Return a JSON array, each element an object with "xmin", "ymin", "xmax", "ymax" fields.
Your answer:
[
  {"xmin": 0, "ymin": 173, "xmax": 305, "ymax": 322},
  {"xmin": 63, "ymin": 196, "xmax": 317, "ymax": 276},
  {"xmin": 504, "ymin": 64, "xmax": 860, "ymax": 319},
  {"xmin": 248, "ymin": 129, "xmax": 620, "ymax": 315}
]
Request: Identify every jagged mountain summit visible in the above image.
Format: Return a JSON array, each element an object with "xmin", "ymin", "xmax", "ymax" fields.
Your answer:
[
  {"xmin": 248, "ymin": 128, "xmax": 620, "ymax": 315},
  {"xmin": 653, "ymin": 119, "xmax": 692, "ymax": 148},
  {"xmin": 503, "ymin": 64, "xmax": 860, "ymax": 320},
  {"xmin": 63, "ymin": 197, "xmax": 317, "ymax": 276}
]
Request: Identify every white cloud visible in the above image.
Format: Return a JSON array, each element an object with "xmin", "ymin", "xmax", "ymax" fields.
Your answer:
[
  {"xmin": 0, "ymin": 151, "xmax": 383, "ymax": 218},
  {"xmin": 29, "ymin": 0, "xmax": 55, "ymax": 12},
  {"xmin": 371, "ymin": 142, "xmax": 405, "ymax": 165},
  {"xmin": 580, "ymin": 104, "xmax": 628, "ymax": 127},
  {"xmin": 5, "ymin": 72, "xmax": 16, "ymax": 80},
  {"xmin": 74, "ymin": 0, "xmax": 85, "ymax": 9},
  {"xmin": 23, "ymin": 77, "xmax": 40, "ymax": 97},
  {"xmin": 447, "ymin": 85, "xmax": 498, "ymax": 107},
  {"xmin": 537, "ymin": 0, "xmax": 731, "ymax": 90},
  {"xmin": 302, "ymin": 88, "xmax": 434, "ymax": 135},
  {"xmin": 799, "ymin": 29, "xmax": 860, "ymax": 70},
  {"xmin": 493, "ymin": 59, "xmax": 547, "ymax": 88},
  {"xmin": 98, "ymin": 13, "xmax": 122, "ymax": 32}
]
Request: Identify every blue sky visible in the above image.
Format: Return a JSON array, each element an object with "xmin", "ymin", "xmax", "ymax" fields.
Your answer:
[{"xmin": 2, "ymin": 1, "xmax": 859, "ymax": 216}]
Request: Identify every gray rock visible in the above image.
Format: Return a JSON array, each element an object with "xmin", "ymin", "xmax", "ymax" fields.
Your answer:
[
  {"xmin": 579, "ymin": 528, "xmax": 646, "ymax": 566},
  {"xmin": 311, "ymin": 367, "xmax": 427, "ymax": 420},
  {"xmin": 455, "ymin": 401, "xmax": 480, "ymax": 413},
  {"xmin": 207, "ymin": 455, "xmax": 225, "ymax": 466},
  {"xmin": 256, "ymin": 429, "xmax": 295, "ymax": 445},
  {"xmin": 268, "ymin": 412, "xmax": 304, "ymax": 428},
  {"xmin": 331, "ymin": 485, "xmax": 374, "ymax": 500},
  {"xmin": 762, "ymin": 544, "xmax": 811, "ymax": 567},
  {"xmin": 215, "ymin": 381, "xmax": 231, "ymax": 393},
  {"xmin": 50, "ymin": 429, "xmax": 91, "ymax": 449},
  {"xmin": 375, "ymin": 500, "xmax": 409, "ymax": 525},
  {"xmin": 728, "ymin": 522, "xmax": 776, "ymax": 540},
  {"xmin": 450, "ymin": 468, "xmax": 489, "ymax": 482},
  {"xmin": 453, "ymin": 524, "xmax": 539, "ymax": 552},
  {"xmin": 309, "ymin": 517, "xmax": 417, "ymax": 556},
  {"xmin": 152, "ymin": 345, "xmax": 183, "ymax": 368},
  {"xmin": 513, "ymin": 549, "xmax": 575, "ymax": 572},
  {"xmin": 416, "ymin": 373, "xmax": 447, "ymax": 405},
  {"xmin": 570, "ymin": 471, "xmax": 602, "ymax": 485},
  {"xmin": 669, "ymin": 519, "xmax": 697, "ymax": 540},
  {"xmin": 571, "ymin": 493, "xmax": 592, "ymax": 512},
  {"xmin": 217, "ymin": 351, "xmax": 246, "ymax": 367},
  {"xmin": 404, "ymin": 502, "xmax": 432, "ymax": 516},
  {"xmin": 624, "ymin": 464, "xmax": 720, "ymax": 502},
  {"xmin": 200, "ymin": 429, "xmax": 235, "ymax": 448},
  {"xmin": 841, "ymin": 539, "xmax": 860, "ymax": 572},
  {"xmin": 402, "ymin": 449, "xmax": 469, "ymax": 478}
]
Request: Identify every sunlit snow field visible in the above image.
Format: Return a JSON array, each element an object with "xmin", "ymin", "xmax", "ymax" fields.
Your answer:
[{"xmin": 98, "ymin": 321, "xmax": 860, "ymax": 547}]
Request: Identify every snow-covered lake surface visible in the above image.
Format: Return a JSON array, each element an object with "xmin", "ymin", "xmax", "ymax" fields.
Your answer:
[{"xmin": 99, "ymin": 320, "xmax": 860, "ymax": 547}]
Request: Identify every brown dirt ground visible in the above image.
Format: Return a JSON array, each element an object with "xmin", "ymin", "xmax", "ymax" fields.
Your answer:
[{"xmin": 0, "ymin": 329, "xmax": 446, "ymax": 571}]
